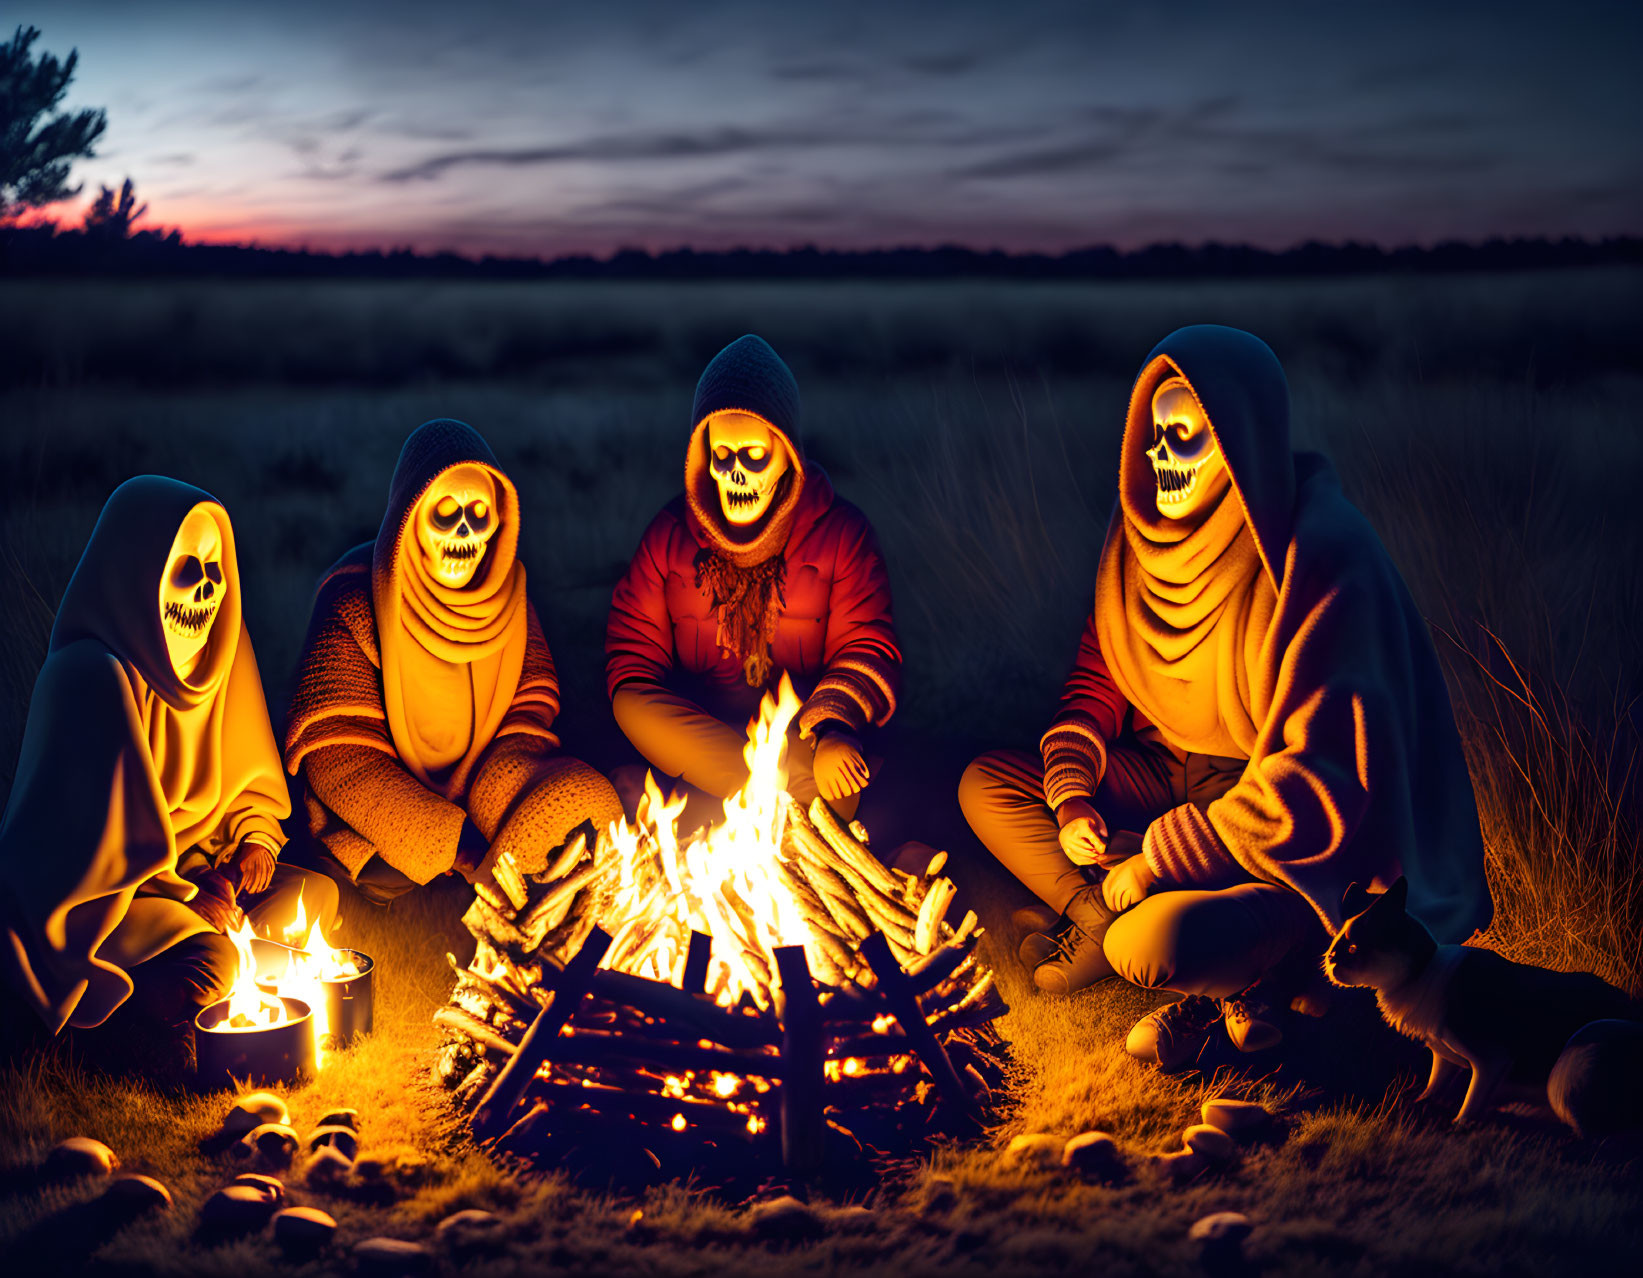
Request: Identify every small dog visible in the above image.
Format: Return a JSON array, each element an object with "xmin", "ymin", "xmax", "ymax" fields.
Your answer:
[{"xmin": 1323, "ymin": 877, "xmax": 1637, "ymax": 1126}]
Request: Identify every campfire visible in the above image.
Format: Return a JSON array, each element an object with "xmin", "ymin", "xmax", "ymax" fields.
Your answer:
[
  {"xmin": 436, "ymin": 676, "xmax": 1009, "ymax": 1180},
  {"xmin": 194, "ymin": 890, "xmax": 376, "ymax": 1088}
]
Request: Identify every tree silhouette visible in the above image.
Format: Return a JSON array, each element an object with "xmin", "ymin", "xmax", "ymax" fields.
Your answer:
[
  {"xmin": 0, "ymin": 25, "xmax": 107, "ymax": 222},
  {"xmin": 83, "ymin": 177, "xmax": 147, "ymax": 239}
]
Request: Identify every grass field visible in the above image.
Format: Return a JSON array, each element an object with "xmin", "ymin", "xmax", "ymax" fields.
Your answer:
[{"xmin": 1, "ymin": 269, "xmax": 1640, "ymax": 1274}]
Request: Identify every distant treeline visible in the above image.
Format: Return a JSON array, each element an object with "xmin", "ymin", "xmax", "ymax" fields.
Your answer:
[{"xmin": 2, "ymin": 222, "xmax": 1639, "ymax": 280}]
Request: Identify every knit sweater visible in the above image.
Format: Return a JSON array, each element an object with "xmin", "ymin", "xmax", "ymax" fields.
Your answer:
[{"xmin": 285, "ymin": 549, "xmax": 567, "ymax": 882}]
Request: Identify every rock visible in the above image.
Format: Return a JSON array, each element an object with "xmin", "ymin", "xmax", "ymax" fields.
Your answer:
[
  {"xmin": 826, "ymin": 1205, "xmax": 879, "ymax": 1233},
  {"xmin": 272, "ymin": 1206, "xmax": 336, "ymax": 1256},
  {"xmin": 1201, "ymin": 1097, "xmax": 1271, "ymax": 1139},
  {"xmin": 1152, "ymin": 1148, "xmax": 1208, "ymax": 1185},
  {"xmin": 1183, "ymin": 1123, "xmax": 1238, "ymax": 1162},
  {"xmin": 222, "ymin": 1091, "xmax": 288, "ymax": 1139},
  {"xmin": 1549, "ymin": 1019, "xmax": 1643, "ymax": 1139},
  {"xmin": 436, "ymin": 1209, "xmax": 505, "ymax": 1255},
  {"xmin": 304, "ymin": 1145, "xmax": 354, "ymax": 1188},
  {"xmin": 353, "ymin": 1236, "xmax": 434, "ymax": 1275},
  {"xmin": 306, "ymin": 1124, "xmax": 359, "ymax": 1159},
  {"xmin": 1061, "ymin": 1131, "xmax": 1124, "ymax": 1178},
  {"xmin": 1190, "ymin": 1211, "xmax": 1253, "ymax": 1245},
  {"xmin": 44, "ymin": 1137, "xmax": 118, "ymax": 1179},
  {"xmin": 749, "ymin": 1195, "xmax": 824, "ymax": 1241},
  {"xmin": 231, "ymin": 1172, "xmax": 285, "ymax": 1204},
  {"xmin": 1003, "ymin": 1133, "xmax": 1064, "ymax": 1169},
  {"xmin": 102, "ymin": 1174, "xmax": 172, "ymax": 1212},
  {"xmin": 315, "ymin": 1107, "xmax": 358, "ymax": 1131},
  {"xmin": 243, "ymin": 1123, "xmax": 298, "ymax": 1170},
  {"xmin": 200, "ymin": 1184, "xmax": 278, "ymax": 1234}
]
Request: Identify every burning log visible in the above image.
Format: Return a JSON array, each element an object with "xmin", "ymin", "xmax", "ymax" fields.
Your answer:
[{"xmin": 435, "ymin": 675, "xmax": 1009, "ymax": 1180}]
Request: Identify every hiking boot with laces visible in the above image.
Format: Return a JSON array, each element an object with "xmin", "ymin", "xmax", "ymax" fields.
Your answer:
[
  {"xmin": 1222, "ymin": 995, "xmax": 1283, "ymax": 1052},
  {"xmin": 1126, "ymin": 994, "xmax": 1224, "ymax": 1069},
  {"xmin": 1031, "ymin": 923, "xmax": 1116, "ymax": 995},
  {"xmin": 1030, "ymin": 886, "xmax": 1118, "ymax": 995},
  {"xmin": 1018, "ymin": 914, "xmax": 1073, "ymax": 968}
]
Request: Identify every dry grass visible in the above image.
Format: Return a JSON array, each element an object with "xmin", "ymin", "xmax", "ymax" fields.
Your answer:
[{"xmin": 1, "ymin": 271, "xmax": 1640, "ymax": 1273}]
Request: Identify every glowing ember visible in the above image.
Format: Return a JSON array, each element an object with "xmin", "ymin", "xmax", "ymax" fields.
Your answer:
[{"xmin": 596, "ymin": 674, "xmax": 824, "ymax": 1008}]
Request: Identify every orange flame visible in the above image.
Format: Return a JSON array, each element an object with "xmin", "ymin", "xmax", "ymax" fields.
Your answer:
[{"xmin": 598, "ymin": 673, "xmax": 819, "ymax": 1008}]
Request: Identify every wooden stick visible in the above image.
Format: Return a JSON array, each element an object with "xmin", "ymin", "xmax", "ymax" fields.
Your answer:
[
  {"xmin": 774, "ymin": 945, "xmax": 825, "ymax": 1177},
  {"xmin": 683, "ymin": 931, "xmax": 712, "ymax": 995},
  {"xmin": 493, "ymin": 851, "xmax": 529, "ymax": 912},
  {"xmin": 584, "ymin": 970, "xmax": 780, "ymax": 1048},
  {"xmin": 914, "ymin": 879, "xmax": 957, "ymax": 954},
  {"xmin": 433, "ymin": 1007, "xmax": 519, "ymax": 1060},
  {"xmin": 806, "ymin": 799, "xmax": 904, "ymax": 899},
  {"xmin": 470, "ymin": 925, "xmax": 612, "ymax": 1144},
  {"xmin": 537, "ymin": 1027, "xmax": 784, "ymax": 1080},
  {"xmin": 529, "ymin": 1078, "xmax": 758, "ymax": 1138},
  {"xmin": 858, "ymin": 932, "xmax": 977, "ymax": 1129}
]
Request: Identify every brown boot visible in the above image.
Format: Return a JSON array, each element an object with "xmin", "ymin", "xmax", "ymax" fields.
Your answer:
[{"xmin": 1031, "ymin": 887, "xmax": 1118, "ymax": 996}]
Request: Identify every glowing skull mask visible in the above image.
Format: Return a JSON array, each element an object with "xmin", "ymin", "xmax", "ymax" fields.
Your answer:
[
  {"xmin": 1148, "ymin": 377, "xmax": 1226, "ymax": 518},
  {"xmin": 160, "ymin": 506, "xmax": 226, "ymax": 677},
  {"xmin": 707, "ymin": 411, "xmax": 790, "ymax": 526},
  {"xmin": 415, "ymin": 463, "xmax": 499, "ymax": 588}
]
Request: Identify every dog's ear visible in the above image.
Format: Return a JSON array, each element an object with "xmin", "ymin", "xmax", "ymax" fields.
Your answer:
[
  {"xmin": 1384, "ymin": 875, "xmax": 1408, "ymax": 914},
  {"xmin": 1341, "ymin": 881, "xmax": 1371, "ymax": 919}
]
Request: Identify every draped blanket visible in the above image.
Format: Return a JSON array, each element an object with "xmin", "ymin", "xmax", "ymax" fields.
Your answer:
[
  {"xmin": 1044, "ymin": 326, "xmax": 1490, "ymax": 942},
  {"xmin": 0, "ymin": 477, "xmax": 288, "ymax": 1030}
]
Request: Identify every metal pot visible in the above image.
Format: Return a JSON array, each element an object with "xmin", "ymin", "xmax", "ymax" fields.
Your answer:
[{"xmin": 195, "ymin": 995, "xmax": 316, "ymax": 1088}]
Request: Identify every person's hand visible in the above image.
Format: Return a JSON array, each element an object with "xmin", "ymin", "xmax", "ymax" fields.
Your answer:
[
  {"xmin": 185, "ymin": 869, "xmax": 241, "ymax": 933},
  {"xmin": 1056, "ymin": 798, "xmax": 1108, "ymax": 865},
  {"xmin": 229, "ymin": 842, "xmax": 276, "ymax": 895},
  {"xmin": 452, "ymin": 818, "xmax": 505, "ymax": 895},
  {"xmin": 813, "ymin": 731, "xmax": 871, "ymax": 802},
  {"xmin": 1102, "ymin": 854, "xmax": 1159, "ymax": 913}
]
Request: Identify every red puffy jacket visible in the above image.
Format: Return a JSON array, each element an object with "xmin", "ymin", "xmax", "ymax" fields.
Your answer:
[{"xmin": 605, "ymin": 465, "xmax": 901, "ymax": 738}]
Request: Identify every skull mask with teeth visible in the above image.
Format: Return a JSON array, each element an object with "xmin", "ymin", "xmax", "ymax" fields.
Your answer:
[
  {"xmin": 414, "ymin": 463, "xmax": 498, "ymax": 588},
  {"xmin": 160, "ymin": 506, "xmax": 227, "ymax": 677},
  {"xmin": 1148, "ymin": 376, "xmax": 1226, "ymax": 519},
  {"xmin": 707, "ymin": 411, "xmax": 791, "ymax": 527}
]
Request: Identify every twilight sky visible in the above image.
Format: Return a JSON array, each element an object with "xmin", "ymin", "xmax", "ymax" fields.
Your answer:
[{"xmin": 27, "ymin": 0, "xmax": 1643, "ymax": 256}]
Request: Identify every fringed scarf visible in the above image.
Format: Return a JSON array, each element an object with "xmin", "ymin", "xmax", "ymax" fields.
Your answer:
[{"xmin": 684, "ymin": 429, "xmax": 806, "ymax": 687}]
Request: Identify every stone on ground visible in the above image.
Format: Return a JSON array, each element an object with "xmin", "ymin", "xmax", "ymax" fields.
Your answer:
[
  {"xmin": 201, "ymin": 1184, "xmax": 278, "ymax": 1233},
  {"xmin": 1061, "ymin": 1131, "xmax": 1124, "ymax": 1178},
  {"xmin": 1192, "ymin": 1215, "xmax": 1255, "ymax": 1278},
  {"xmin": 1004, "ymin": 1133, "xmax": 1064, "ymax": 1168},
  {"xmin": 306, "ymin": 1124, "xmax": 359, "ymax": 1159},
  {"xmin": 1183, "ymin": 1123, "xmax": 1238, "ymax": 1161},
  {"xmin": 436, "ymin": 1209, "xmax": 505, "ymax": 1255},
  {"xmin": 102, "ymin": 1174, "xmax": 171, "ymax": 1211},
  {"xmin": 231, "ymin": 1172, "xmax": 285, "ymax": 1203},
  {"xmin": 241, "ymin": 1123, "xmax": 298, "ymax": 1170},
  {"xmin": 315, "ymin": 1107, "xmax": 358, "ymax": 1131},
  {"xmin": 304, "ymin": 1144, "xmax": 354, "ymax": 1187},
  {"xmin": 45, "ymin": 1137, "xmax": 118, "ymax": 1179},
  {"xmin": 1153, "ymin": 1148, "xmax": 1208, "ymax": 1184},
  {"xmin": 354, "ymin": 1236, "xmax": 434, "ymax": 1274},
  {"xmin": 273, "ymin": 1206, "xmax": 336, "ymax": 1255},
  {"xmin": 749, "ymin": 1195, "xmax": 824, "ymax": 1240},
  {"xmin": 1201, "ymin": 1097, "xmax": 1271, "ymax": 1138},
  {"xmin": 222, "ymin": 1092, "xmax": 288, "ymax": 1139}
]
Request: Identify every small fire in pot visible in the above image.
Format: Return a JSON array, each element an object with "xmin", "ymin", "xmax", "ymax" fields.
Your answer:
[{"xmin": 195, "ymin": 891, "xmax": 374, "ymax": 1087}]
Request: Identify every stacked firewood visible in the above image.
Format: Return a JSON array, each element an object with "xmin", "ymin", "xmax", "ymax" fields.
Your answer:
[{"xmin": 435, "ymin": 797, "xmax": 1010, "ymax": 1177}]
